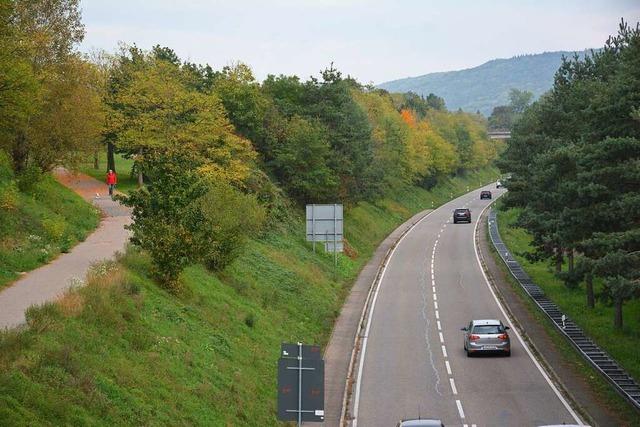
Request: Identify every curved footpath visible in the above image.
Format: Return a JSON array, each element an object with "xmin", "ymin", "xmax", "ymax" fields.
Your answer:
[{"xmin": 0, "ymin": 169, "xmax": 131, "ymax": 329}]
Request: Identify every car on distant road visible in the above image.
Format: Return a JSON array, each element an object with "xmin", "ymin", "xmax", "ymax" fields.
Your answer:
[
  {"xmin": 396, "ymin": 419, "xmax": 445, "ymax": 427},
  {"xmin": 453, "ymin": 208, "xmax": 471, "ymax": 224},
  {"xmin": 496, "ymin": 180, "xmax": 503, "ymax": 188},
  {"xmin": 462, "ymin": 319, "xmax": 511, "ymax": 357},
  {"xmin": 480, "ymin": 190, "xmax": 492, "ymax": 199}
]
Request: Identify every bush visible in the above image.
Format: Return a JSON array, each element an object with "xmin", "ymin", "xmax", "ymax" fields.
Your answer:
[
  {"xmin": 0, "ymin": 151, "xmax": 18, "ymax": 212},
  {"xmin": 16, "ymin": 164, "xmax": 42, "ymax": 192},
  {"xmin": 42, "ymin": 217, "xmax": 67, "ymax": 241},
  {"xmin": 0, "ymin": 182, "xmax": 19, "ymax": 211},
  {"xmin": 198, "ymin": 181, "xmax": 265, "ymax": 271}
]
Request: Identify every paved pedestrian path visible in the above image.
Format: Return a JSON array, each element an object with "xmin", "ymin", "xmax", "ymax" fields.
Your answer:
[{"xmin": 0, "ymin": 169, "xmax": 131, "ymax": 329}]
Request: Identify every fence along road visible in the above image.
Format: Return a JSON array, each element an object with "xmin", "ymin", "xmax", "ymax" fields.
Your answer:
[{"xmin": 350, "ymin": 185, "xmax": 582, "ymax": 427}]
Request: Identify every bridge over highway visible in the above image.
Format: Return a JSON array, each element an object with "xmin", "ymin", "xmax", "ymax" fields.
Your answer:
[{"xmin": 488, "ymin": 130, "xmax": 511, "ymax": 139}]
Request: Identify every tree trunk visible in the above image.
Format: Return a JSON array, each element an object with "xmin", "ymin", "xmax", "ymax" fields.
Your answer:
[
  {"xmin": 93, "ymin": 150, "xmax": 99, "ymax": 169},
  {"xmin": 586, "ymin": 273, "xmax": 595, "ymax": 309},
  {"xmin": 107, "ymin": 141, "xmax": 116, "ymax": 173},
  {"xmin": 137, "ymin": 148, "xmax": 144, "ymax": 187},
  {"xmin": 11, "ymin": 131, "xmax": 28, "ymax": 173},
  {"xmin": 567, "ymin": 249, "xmax": 574, "ymax": 273},
  {"xmin": 555, "ymin": 247, "xmax": 563, "ymax": 274},
  {"xmin": 614, "ymin": 298, "xmax": 623, "ymax": 329}
]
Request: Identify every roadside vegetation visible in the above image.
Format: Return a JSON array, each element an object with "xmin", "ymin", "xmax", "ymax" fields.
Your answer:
[
  {"xmin": 497, "ymin": 207, "xmax": 640, "ymax": 387},
  {"xmin": 0, "ymin": 0, "xmax": 503, "ymax": 423},
  {"xmin": 498, "ymin": 20, "xmax": 640, "ymax": 330},
  {"xmin": 0, "ymin": 152, "xmax": 99, "ymax": 288},
  {"xmin": 0, "ymin": 169, "xmax": 496, "ymax": 425}
]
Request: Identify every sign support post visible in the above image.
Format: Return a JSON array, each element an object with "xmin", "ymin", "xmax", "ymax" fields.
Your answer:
[
  {"xmin": 333, "ymin": 204, "xmax": 337, "ymax": 269},
  {"xmin": 311, "ymin": 205, "xmax": 316, "ymax": 253}
]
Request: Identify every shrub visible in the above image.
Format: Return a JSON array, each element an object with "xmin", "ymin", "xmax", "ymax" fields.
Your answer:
[
  {"xmin": 42, "ymin": 217, "xmax": 66, "ymax": 241},
  {"xmin": 198, "ymin": 181, "xmax": 265, "ymax": 271},
  {"xmin": 16, "ymin": 164, "xmax": 42, "ymax": 192}
]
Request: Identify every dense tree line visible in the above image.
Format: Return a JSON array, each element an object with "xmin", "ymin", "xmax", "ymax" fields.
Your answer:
[
  {"xmin": 1, "ymin": 0, "xmax": 500, "ymax": 288},
  {"xmin": 498, "ymin": 21, "xmax": 640, "ymax": 328},
  {"xmin": 0, "ymin": 0, "xmax": 103, "ymax": 179}
]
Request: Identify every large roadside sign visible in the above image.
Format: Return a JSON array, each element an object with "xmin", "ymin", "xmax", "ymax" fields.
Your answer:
[{"xmin": 306, "ymin": 204, "xmax": 343, "ymax": 243}]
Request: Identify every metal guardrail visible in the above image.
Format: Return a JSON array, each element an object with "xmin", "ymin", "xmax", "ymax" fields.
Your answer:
[{"xmin": 488, "ymin": 209, "xmax": 640, "ymax": 411}]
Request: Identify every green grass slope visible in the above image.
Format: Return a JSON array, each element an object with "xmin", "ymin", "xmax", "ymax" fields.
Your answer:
[
  {"xmin": 496, "ymin": 207, "xmax": 640, "ymax": 384},
  {"xmin": 0, "ymin": 168, "xmax": 497, "ymax": 425},
  {"xmin": 0, "ymin": 174, "xmax": 100, "ymax": 288},
  {"xmin": 378, "ymin": 50, "xmax": 594, "ymax": 116}
]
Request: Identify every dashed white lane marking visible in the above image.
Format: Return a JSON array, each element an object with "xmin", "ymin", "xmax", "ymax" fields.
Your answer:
[
  {"xmin": 456, "ymin": 400, "xmax": 466, "ymax": 419},
  {"xmin": 431, "ymin": 219, "xmax": 471, "ymax": 424},
  {"xmin": 450, "ymin": 378, "xmax": 458, "ymax": 395}
]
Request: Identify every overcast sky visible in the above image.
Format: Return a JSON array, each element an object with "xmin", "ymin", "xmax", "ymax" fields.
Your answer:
[{"xmin": 79, "ymin": 0, "xmax": 640, "ymax": 84}]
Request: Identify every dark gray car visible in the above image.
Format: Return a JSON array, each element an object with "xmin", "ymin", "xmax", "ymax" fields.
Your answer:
[
  {"xmin": 461, "ymin": 319, "xmax": 511, "ymax": 357},
  {"xmin": 453, "ymin": 208, "xmax": 471, "ymax": 224}
]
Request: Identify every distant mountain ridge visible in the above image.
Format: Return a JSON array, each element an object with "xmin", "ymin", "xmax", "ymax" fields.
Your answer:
[{"xmin": 378, "ymin": 50, "xmax": 595, "ymax": 116}]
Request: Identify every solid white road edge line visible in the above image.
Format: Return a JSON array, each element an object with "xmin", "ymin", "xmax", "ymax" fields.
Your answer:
[
  {"xmin": 351, "ymin": 208, "xmax": 438, "ymax": 427},
  {"xmin": 472, "ymin": 196, "xmax": 584, "ymax": 425}
]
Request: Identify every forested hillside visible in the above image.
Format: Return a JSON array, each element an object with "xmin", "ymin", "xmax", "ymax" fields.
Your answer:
[{"xmin": 378, "ymin": 50, "xmax": 594, "ymax": 115}]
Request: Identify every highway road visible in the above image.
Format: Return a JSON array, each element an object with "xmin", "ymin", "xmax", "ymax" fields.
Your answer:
[{"xmin": 351, "ymin": 184, "xmax": 582, "ymax": 427}]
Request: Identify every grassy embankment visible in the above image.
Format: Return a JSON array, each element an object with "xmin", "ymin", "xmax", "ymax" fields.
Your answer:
[
  {"xmin": 0, "ymin": 175, "xmax": 100, "ymax": 289},
  {"xmin": 495, "ymin": 207, "xmax": 640, "ymax": 419},
  {"xmin": 0, "ymin": 167, "xmax": 497, "ymax": 425}
]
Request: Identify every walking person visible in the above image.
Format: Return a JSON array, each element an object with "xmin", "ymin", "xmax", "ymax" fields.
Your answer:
[{"xmin": 106, "ymin": 169, "xmax": 117, "ymax": 198}]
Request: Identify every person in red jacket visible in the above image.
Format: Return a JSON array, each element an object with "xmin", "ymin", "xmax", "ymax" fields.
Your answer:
[{"xmin": 106, "ymin": 169, "xmax": 117, "ymax": 197}]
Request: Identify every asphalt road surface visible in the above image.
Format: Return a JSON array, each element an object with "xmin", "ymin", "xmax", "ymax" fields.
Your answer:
[{"xmin": 352, "ymin": 184, "xmax": 582, "ymax": 427}]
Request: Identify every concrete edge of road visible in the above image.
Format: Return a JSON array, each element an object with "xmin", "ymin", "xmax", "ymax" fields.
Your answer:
[{"xmin": 474, "ymin": 205, "xmax": 592, "ymax": 426}]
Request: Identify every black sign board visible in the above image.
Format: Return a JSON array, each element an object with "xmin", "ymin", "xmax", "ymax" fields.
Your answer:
[{"xmin": 277, "ymin": 343, "xmax": 325, "ymax": 423}]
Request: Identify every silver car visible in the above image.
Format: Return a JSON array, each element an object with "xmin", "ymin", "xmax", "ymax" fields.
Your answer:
[
  {"xmin": 461, "ymin": 319, "xmax": 511, "ymax": 357},
  {"xmin": 396, "ymin": 419, "xmax": 444, "ymax": 427}
]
